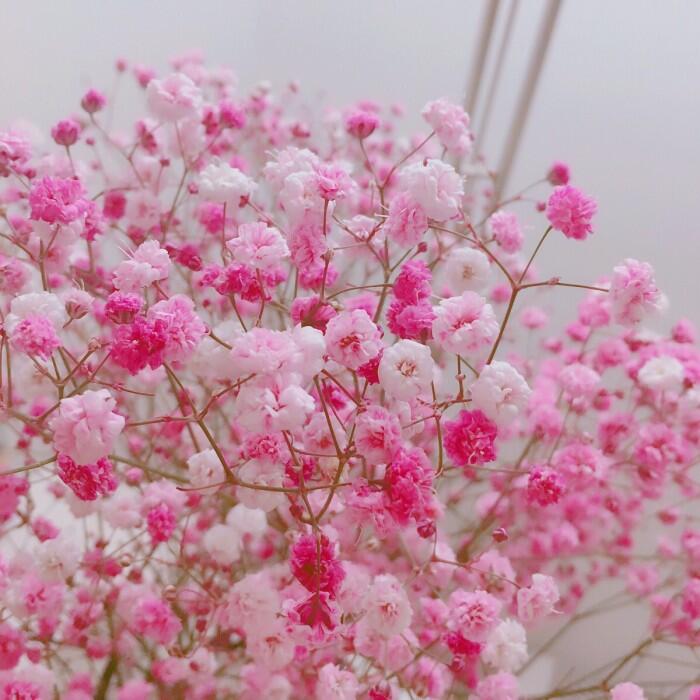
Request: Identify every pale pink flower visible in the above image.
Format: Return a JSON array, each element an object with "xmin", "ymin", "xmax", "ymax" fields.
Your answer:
[
  {"xmin": 51, "ymin": 389, "xmax": 125, "ymax": 464},
  {"xmin": 483, "ymin": 619, "xmax": 528, "ymax": 672},
  {"xmin": 228, "ymin": 222, "xmax": 289, "ymax": 269},
  {"xmin": 610, "ymin": 683, "xmax": 646, "ymax": 700},
  {"xmin": 384, "ymin": 191, "xmax": 428, "ymax": 246},
  {"xmin": 325, "ymin": 310, "xmax": 383, "ymax": 370},
  {"xmin": 146, "ymin": 73, "xmax": 202, "ymax": 122},
  {"xmin": 379, "ymin": 339, "xmax": 434, "ymax": 400},
  {"xmin": 398, "ymin": 159, "xmax": 464, "ymax": 220},
  {"xmin": 610, "ymin": 258, "xmax": 664, "ymax": 325},
  {"xmin": 316, "ymin": 664, "xmax": 358, "ymax": 700},
  {"xmin": 516, "ymin": 573, "xmax": 560, "ymax": 625},
  {"xmin": 198, "ymin": 160, "xmax": 257, "ymax": 206},
  {"xmin": 443, "ymin": 246, "xmax": 491, "ymax": 293},
  {"xmin": 471, "ymin": 362, "xmax": 531, "ymax": 426},
  {"xmin": 490, "ymin": 211, "xmax": 524, "ymax": 254},
  {"xmin": 546, "ymin": 185, "xmax": 597, "ymax": 240},
  {"xmin": 432, "ymin": 291, "xmax": 499, "ymax": 354},
  {"xmin": 422, "ymin": 98, "xmax": 472, "ymax": 156},
  {"xmin": 187, "ymin": 449, "xmax": 224, "ymax": 488},
  {"xmin": 360, "ymin": 574, "xmax": 413, "ymax": 638},
  {"xmin": 113, "ymin": 240, "xmax": 171, "ymax": 292}
]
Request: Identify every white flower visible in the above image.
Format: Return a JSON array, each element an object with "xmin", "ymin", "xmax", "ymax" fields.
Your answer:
[
  {"xmin": 361, "ymin": 574, "xmax": 413, "ymax": 638},
  {"xmin": 203, "ymin": 524, "xmax": 241, "ymax": 565},
  {"xmin": 198, "ymin": 160, "xmax": 257, "ymax": 206},
  {"xmin": 4, "ymin": 291, "xmax": 67, "ymax": 335},
  {"xmin": 470, "ymin": 361, "xmax": 531, "ymax": 426},
  {"xmin": 187, "ymin": 449, "xmax": 225, "ymax": 489},
  {"xmin": 36, "ymin": 537, "xmax": 81, "ymax": 581},
  {"xmin": 483, "ymin": 619, "xmax": 528, "ymax": 672},
  {"xmin": 638, "ymin": 356, "xmax": 685, "ymax": 393},
  {"xmin": 237, "ymin": 459, "xmax": 286, "ymax": 512},
  {"xmin": 146, "ymin": 72, "xmax": 203, "ymax": 122},
  {"xmin": 398, "ymin": 159, "xmax": 464, "ymax": 220},
  {"xmin": 379, "ymin": 339, "xmax": 434, "ymax": 401},
  {"xmin": 443, "ymin": 246, "xmax": 491, "ymax": 293}
]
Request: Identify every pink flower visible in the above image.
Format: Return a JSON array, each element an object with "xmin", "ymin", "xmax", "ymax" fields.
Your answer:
[
  {"xmin": 516, "ymin": 574, "xmax": 560, "ymax": 625},
  {"xmin": 56, "ymin": 454, "xmax": 117, "ymax": 501},
  {"xmin": 379, "ymin": 339, "xmax": 434, "ymax": 400},
  {"xmin": 146, "ymin": 72, "xmax": 202, "ymax": 122},
  {"xmin": 81, "ymin": 88, "xmax": 106, "ymax": 114},
  {"xmin": 29, "ymin": 176, "xmax": 88, "ymax": 225},
  {"xmin": 345, "ymin": 109, "xmax": 379, "ymax": 139},
  {"xmin": 470, "ymin": 673, "xmax": 519, "ymax": 700},
  {"xmin": 110, "ymin": 315, "xmax": 168, "ymax": 374},
  {"xmin": 546, "ymin": 185, "xmax": 597, "ymax": 240},
  {"xmin": 384, "ymin": 447, "xmax": 436, "ymax": 529},
  {"xmin": 124, "ymin": 590, "xmax": 182, "ymax": 645},
  {"xmin": 9, "ymin": 315, "xmax": 61, "ymax": 360},
  {"xmin": 104, "ymin": 292, "xmax": 143, "ymax": 324},
  {"xmin": 51, "ymin": 119, "xmax": 81, "ymax": 147},
  {"xmin": 325, "ymin": 309, "xmax": 383, "ymax": 370},
  {"xmin": 422, "ymin": 98, "xmax": 472, "ymax": 156},
  {"xmin": 610, "ymin": 683, "xmax": 646, "ymax": 700},
  {"xmin": 443, "ymin": 410, "xmax": 498, "ymax": 467},
  {"xmin": 355, "ymin": 405, "xmax": 402, "ymax": 464},
  {"xmin": 526, "ymin": 466, "xmax": 564, "ymax": 506},
  {"xmin": 444, "ymin": 247, "xmax": 492, "ymax": 293},
  {"xmin": 449, "ymin": 589, "xmax": 502, "ymax": 642},
  {"xmin": 384, "ymin": 191, "xmax": 428, "ymax": 246},
  {"xmin": 387, "ymin": 300, "xmax": 435, "ymax": 340},
  {"xmin": 146, "ymin": 294, "xmax": 206, "ymax": 364},
  {"xmin": 432, "ymin": 291, "xmax": 499, "ymax": 354},
  {"xmin": 490, "ymin": 212, "xmax": 524, "ymax": 254},
  {"xmin": 398, "ymin": 159, "xmax": 464, "ymax": 221},
  {"xmin": 0, "ymin": 623, "xmax": 25, "ymax": 670},
  {"xmin": 113, "ymin": 240, "xmax": 171, "ymax": 293},
  {"xmin": 315, "ymin": 163, "xmax": 353, "ymax": 201},
  {"xmin": 470, "ymin": 362, "xmax": 531, "ymax": 426},
  {"xmin": 228, "ymin": 222, "xmax": 289, "ymax": 269},
  {"xmin": 610, "ymin": 258, "xmax": 663, "ymax": 325},
  {"xmin": 291, "ymin": 533, "xmax": 344, "ymax": 598},
  {"xmin": 361, "ymin": 574, "xmax": 413, "ymax": 637},
  {"xmin": 198, "ymin": 160, "xmax": 257, "ymax": 206},
  {"xmin": 147, "ymin": 503, "xmax": 176, "ymax": 544},
  {"xmin": 393, "ymin": 260, "xmax": 432, "ymax": 304},
  {"xmin": 316, "ymin": 664, "xmax": 358, "ymax": 700},
  {"xmin": 547, "ymin": 161, "xmax": 570, "ymax": 185},
  {"xmin": 51, "ymin": 389, "xmax": 125, "ymax": 464}
]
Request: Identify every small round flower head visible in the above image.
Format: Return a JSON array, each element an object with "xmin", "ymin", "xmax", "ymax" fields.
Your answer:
[
  {"xmin": 393, "ymin": 259, "xmax": 432, "ymax": 305},
  {"xmin": 379, "ymin": 339, "xmax": 434, "ymax": 400},
  {"xmin": 316, "ymin": 663, "xmax": 358, "ymax": 700},
  {"xmin": 610, "ymin": 683, "xmax": 646, "ymax": 700},
  {"xmin": 449, "ymin": 589, "xmax": 502, "ymax": 642},
  {"xmin": 228, "ymin": 222, "xmax": 289, "ymax": 269},
  {"xmin": 50, "ymin": 389, "xmax": 125, "ymax": 465},
  {"xmin": 81, "ymin": 88, "xmax": 107, "ymax": 113},
  {"xmin": 558, "ymin": 362, "xmax": 601, "ymax": 401},
  {"xmin": 470, "ymin": 362, "xmax": 531, "ymax": 426},
  {"xmin": 471, "ymin": 673, "xmax": 519, "ymax": 700},
  {"xmin": 432, "ymin": 291, "xmax": 499, "ymax": 354},
  {"xmin": 198, "ymin": 160, "xmax": 257, "ymax": 206},
  {"xmin": 398, "ymin": 159, "xmax": 464, "ymax": 221},
  {"xmin": 516, "ymin": 574, "xmax": 559, "ymax": 625},
  {"xmin": 56, "ymin": 454, "xmax": 117, "ymax": 501},
  {"xmin": 638, "ymin": 356, "xmax": 685, "ymax": 393},
  {"xmin": 443, "ymin": 409, "xmax": 498, "ymax": 467},
  {"xmin": 146, "ymin": 72, "xmax": 202, "ymax": 122},
  {"xmin": 527, "ymin": 466, "xmax": 564, "ymax": 506},
  {"xmin": 482, "ymin": 619, "xmax": 528, "ymax": 672},
  {"xmin": 51, "ymin": 119, "xmax": 81, "ymax": 147},
  {"xmin": 325, "ymin": 309, "xmax": 383, "ymax": 370},
  {"xmin": 29, "ymin": 176, "xmax": 88, "ymax": 225},
  {"xmin": 186, "ymin": 448, "xmax": 225, "ymax": 488},
  {"xmin": 443, "ymin": 246, "xmax": 492, "ymax": 293},
  {"xmin": 547, "ymin": 161, "xmax": 570, "ymax": 186},
  {"xmin": 421, "ymin": 98, "xmax": 472, "ymax": 156},
  {"xmin": 355, "ymin": 405, "xmax": 402, "ymax": 464},
  {"xmin": 546, "ymin": 185, "xmax": 597, "ymax": 240},
  {"xmin": 610, "ymin": 258, "xmax": 663, "ymax": 325},
  {"xmin": 361, "ymin": 574, "xmax": 413, "ymax": 637},
  {"xmin": 489, "ymin": 211, "xmax": 524, "ymax": 254},
  {"xmin": 384, "ymin": 191, "xmax": 429, "ymax": 246},
  {"xmin": 345, "ymin": 109, "xmax": 379, "ymax": 139}
]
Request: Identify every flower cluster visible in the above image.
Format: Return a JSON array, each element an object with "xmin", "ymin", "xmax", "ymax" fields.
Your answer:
[{"xmin": 0, "ymin": 53, "xmax": 692, "ymax": 700}]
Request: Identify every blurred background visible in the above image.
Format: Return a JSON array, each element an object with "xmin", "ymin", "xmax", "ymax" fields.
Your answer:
[{"xmin": 1, "ymin": 0, "xmax": 699, "ymax": 690}]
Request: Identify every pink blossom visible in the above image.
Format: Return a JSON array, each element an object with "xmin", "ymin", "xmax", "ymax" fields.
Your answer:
[
  {"xmin": 29, "ymin": 176, "xmax": 88, "ymax": 225},
  {"xmin": 228, "ymin": 222, "xmax": 289, "ymax": 269},
  {"xmin": 146, "ymin": 72, "xmax": 202, "ymax": 122},
  {"xmin": 51, "ymin": 389, "xmax": 125, "ymax": 464},
  {"xmin": 384, "ymin": 191, "xmax": 428, "ymax": 246},
  {"xmin": 432, "ymin": 291, "xmax": 499, "ymax": 354},
  {"xmin": 516, "ymin": 574, "xmax": 560, "ymax": 625},
  {"xmin": 399, "ymin": 159, "xmax": 464, "ymax": 221},
  {"xmin": 56, "ymin": 454, "xmax": 117, "ymax": 501},
  {"xmin": 379, "ymin": 339, "xmax": 434, "ymax": 400},
  {"xmin": 443, "ymin": 410, "xmax": 498, "ymax": 467},
  {"xmin": 546, "ymin": 185, "xmax": 597, "ymax": 240},
  {"xmin": 422, "ymin": 98, "xmax": 472, "ymax": 156},
  {"xmin": 51, "ymin": 119, "xmax": 81, "ymax": 147},
  {"xmin": 610, "ymin": 683, "xmax": 646, "ymax": 700},
  {"xmin": 490, "ymin": 212, "xmax": 524, "ymax": 254},
  {"xmin": 449, "ymin": 589, "xmax": 502, "ymax": 642},
  {"xmin": 610, "ymin": 258, "xmax": 663, "ymax": 325},
  {"xmin": 345, "ymin": 109, "xmax": 379, "ymax": 139},
  {"xmin": 470, "ymin": 362, "xmax": 531, "ymax": 426},
  {"xmin": 355, "ymin": 405, "xmax": 402, "ymax": 464},
  {"xmin": 325, "ymin": 309, "xmax": 383, "ymax": 370}
]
